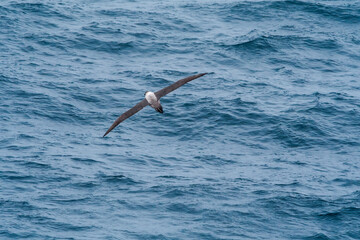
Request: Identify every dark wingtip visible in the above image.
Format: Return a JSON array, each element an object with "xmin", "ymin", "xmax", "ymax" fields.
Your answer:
[
  {"xmin": 195, "ymin": 73, "xmax": 207, "ymax": 78},
  {"xmin": 103, "ymin": 129, "xmax": 111, "ymax": 137}
]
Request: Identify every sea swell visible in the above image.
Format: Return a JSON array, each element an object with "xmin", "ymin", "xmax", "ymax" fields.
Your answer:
[{"xmin": 1, "ymin": 0, "xmax": 360, "ymax": 239}]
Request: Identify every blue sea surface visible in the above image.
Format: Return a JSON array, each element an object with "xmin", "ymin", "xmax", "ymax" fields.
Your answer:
[{"xmin": 1, "ymin": 0, "xmax": 360, "ymax": 239}]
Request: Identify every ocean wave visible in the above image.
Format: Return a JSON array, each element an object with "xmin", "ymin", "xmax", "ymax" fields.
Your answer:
[
  {"xmin": 271, "ymin": 1, "xmax": 360, "ymax": 23},
  {"xmin": 1, "ymin": 0, "xmax": 360, "ymax": 239},
  {"xmin": 9, "ymin": 2, "xmax": 73, "ymax": 20}
]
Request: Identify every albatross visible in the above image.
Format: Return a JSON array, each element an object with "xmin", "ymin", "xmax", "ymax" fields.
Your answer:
[{"xmin": 103, "ymin": 73, "xmax": 207, "ymax": 137}]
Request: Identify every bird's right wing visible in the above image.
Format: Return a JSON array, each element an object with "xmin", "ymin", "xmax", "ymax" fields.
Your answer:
[
  {"xmin": 103, "ymin": 99, "xmax": 149, "ymax": 137},
  {"xmin": 155, "ymin": 73, "xmax": 207, "ymax": 99}
]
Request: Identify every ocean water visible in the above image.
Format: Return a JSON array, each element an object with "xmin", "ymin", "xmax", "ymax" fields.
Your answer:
[{"xmin": 1, "ymin": 0, "xmax": 360, "ymax": 239}]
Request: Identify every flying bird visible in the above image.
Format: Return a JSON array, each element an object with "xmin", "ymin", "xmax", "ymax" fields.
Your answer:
[{"xmin": 103, "ymin": 73, "xmax": 207, "ymax": 137}]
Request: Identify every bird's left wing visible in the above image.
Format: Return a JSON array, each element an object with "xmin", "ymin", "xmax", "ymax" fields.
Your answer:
[
  {"xmin": 155, "ymin": 73, "xmax": 207, "ymax": 99},
  {"xmin": 103, "ymin": 99, "xmax": 149, "ymax": 137}
]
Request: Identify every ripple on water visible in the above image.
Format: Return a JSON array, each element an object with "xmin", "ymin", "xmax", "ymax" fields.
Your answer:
[{"xmin": 1, "ymin": 0, "xmax": 360, "ymax": 239}]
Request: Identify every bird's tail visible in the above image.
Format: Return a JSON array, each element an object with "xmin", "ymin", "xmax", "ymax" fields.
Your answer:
[{"xmin": 156, "ymin": 105, "xmax": 163, "ymax": 114}]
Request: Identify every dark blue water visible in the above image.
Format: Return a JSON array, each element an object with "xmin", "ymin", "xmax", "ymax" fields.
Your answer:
[{"xmin": 1, "ymin": 0, "xmax": 360, "ymax": 239}]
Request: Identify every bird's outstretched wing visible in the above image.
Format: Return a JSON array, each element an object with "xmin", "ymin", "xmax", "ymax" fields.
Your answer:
[
  {"xmin": 103, "ymin": 99, "xmax": 148, "ymax": 137},
  {"xmin": 155, "ymin": 73, "xmax": 207, "ymax": 99}
]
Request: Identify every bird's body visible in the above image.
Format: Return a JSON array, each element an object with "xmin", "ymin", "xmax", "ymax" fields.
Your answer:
[
  {"xmin": 145, "ymin": 91, "xmax": 163, "ymax": 113},
  {"xmin": 103, "ymin": 73, "xmax": 207, "ymax": 137}
]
